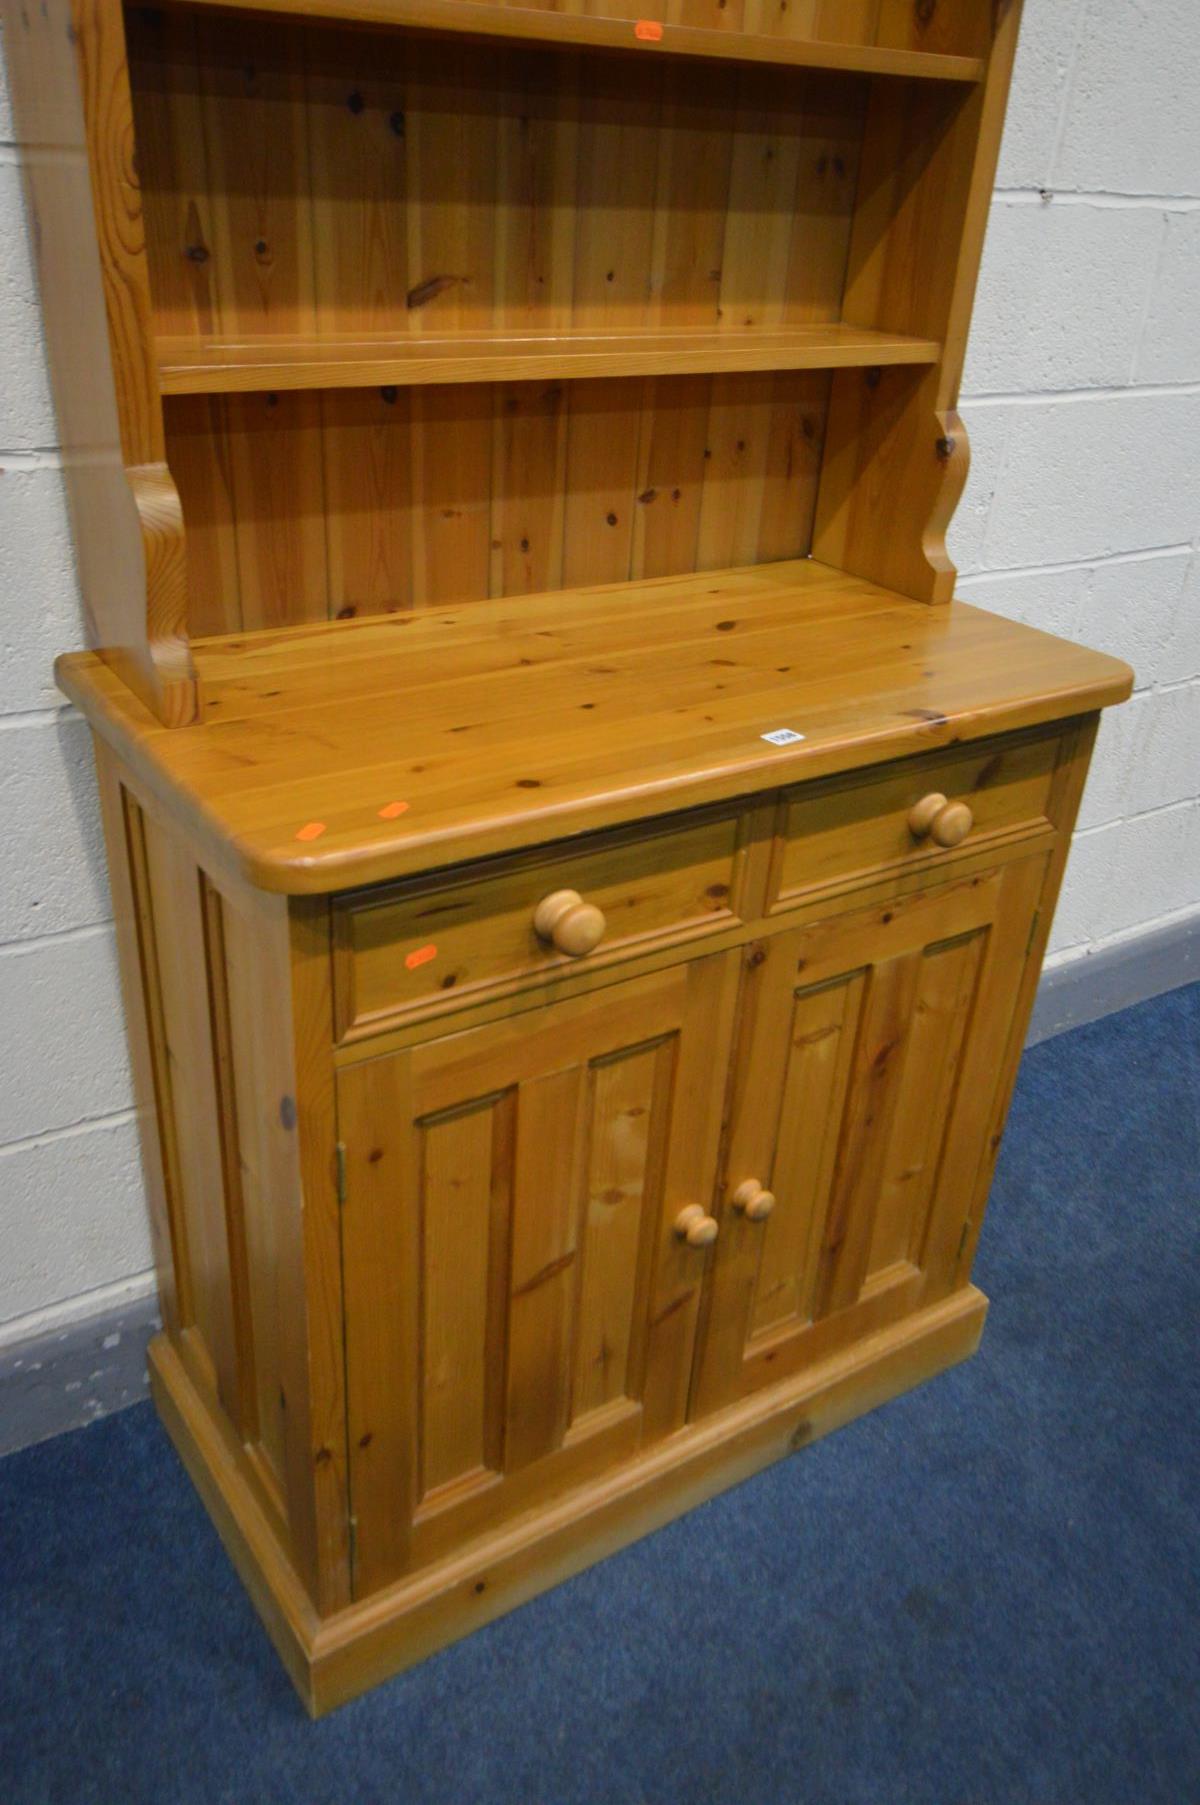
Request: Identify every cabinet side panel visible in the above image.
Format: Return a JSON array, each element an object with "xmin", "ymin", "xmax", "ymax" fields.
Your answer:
[
  {"xmin": 92, "ymin": 744, "xmax": 191, "ymax": 1337},
  {"xmin": 194, "ymin": 882, "xmax": 350, "ymax": 1611},
  {"xmin": 111, "ymin": 798, "xmax": 349, "ymax": 1612},
  {"xmin": 283, "ymin": 897, "xmax": 353, "ymax": 1612},
  {"xmin": 119, "ymin": 802, "xmax": 308, "ymax": 1549},
  {"xmin": 218, "ymin": 893, "xmax": 293, "ymax": 1516},
  {"xmin": 340, "ymin": 1049, "xmax": 421, "ymax": 1596},
  {"xmin": 953, "ymin": 713, "xmax": 1101, "ymax": 1284},
  {"xmin": 141, "ymin": 812, "xmax": 239, "ymax": 1407}
]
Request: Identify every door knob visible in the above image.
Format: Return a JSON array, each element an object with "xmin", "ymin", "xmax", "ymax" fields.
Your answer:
[
  {"xmin": 533, "ymin": 888, "xmax": 607, "ymax": 957},
  {"xmin": 908, "ymin": 793, "xmax": 974, "ymax": 848},
  {"xmin": 732, "ymin": 1178, "xmax": 775, "ymax": 1221},
  {"xmin": 674, "ymin": 1204, "xmax": 719, "ymax": 1248}
]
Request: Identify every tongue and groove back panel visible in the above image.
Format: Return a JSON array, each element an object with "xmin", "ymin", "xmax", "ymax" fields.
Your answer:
[
  {"xmin": 128, "ymin": 11, "xmax": 896, "ymax": 633},
  {"xmin": 162, "ymin": 374, "xmax": 833, "ymax": 634},
  {"xmin": 129, "ymin": 19, "xmax": 869, "ymax": 340}
]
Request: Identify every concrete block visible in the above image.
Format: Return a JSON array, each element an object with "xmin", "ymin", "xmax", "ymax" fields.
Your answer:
[
  {"xmin": 981, "ymin": 391, "xmax": 1200, "ymax": 569},
  {"xmin": 964, "ymin": 199, "xmax": 1162, "ymax": 395},
  {"xmin": 1054, "ymin": 803, "xmax": 1198, "ymax": 950},
  {"xmin": 0, "ymin": 162, "xmax": 56, "ymax": 451},
  {"xmin": 1053, "ymin": 0, "xmax": 1200, "ymax": 197},
  {"xmin": 995, "ymin": 0, "xmax": 1085, "ymax": 191},
  {"xmin": 0, "ymin": 930, "xmax": 132, "ymax": 1144},
  {"xmin": 1159, "ymin": 549, "xmax": 1199, "ymax": 686},
  {"xmin": 0, "ymin": 35, "xmax": 13, "ymax": 144},
  {"xmin": 1049, "ymin": 822, "xmax": 1120, "ymax": 951},
  {"xmin": 1109, "ymin": 802, "xmax": 1200, "ymax": 932},
  {"xmin": 956, "ymin": 564, "xmax": 1090, "ymax": 641},
  {"xmin": 0, "ymin": 1115, "xmax": 150, "ymax": 1328},
  {"xmin": 944, "ymin": 405, "xmax": 1012, "ymax": 578},
  {"xmin": 1124, "ymin": 681, "xmax": 1200, "ymax": 817},
  {"xmin": 1075, "ymin": 690, "xmax": 1144, "ymax": 832},
  {"xmin": 1135, "ymin": 211, "xmax": 1200, "ymax": 383},
  {"xmin": 0, "ymin": 463, "xmax": 85, "ymax": 715},
  {"xmin": 0, "ymin": 713, "xmax": 111, "ymax": 943},
  {"xmin": 1079, "ymin": 551, "xmax": 1192, "ymax": 689}
]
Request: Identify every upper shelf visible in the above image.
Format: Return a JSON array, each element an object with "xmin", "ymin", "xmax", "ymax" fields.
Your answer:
[
  {"xmin": 170, "ymin": 0, "xmax": 986, "ymax": 83},
  {"xmin": 156, "ymin": 324, "xmax": 942, "ymax": 397},
  {"xmin": 56, "ymin": 558, "xmax": 1131, "ymax": 895}
]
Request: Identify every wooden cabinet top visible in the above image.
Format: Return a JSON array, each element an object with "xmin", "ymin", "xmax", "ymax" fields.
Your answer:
[{"xmin": 57, "ymin": 558, "xmax": 1131, "ymax": 893}]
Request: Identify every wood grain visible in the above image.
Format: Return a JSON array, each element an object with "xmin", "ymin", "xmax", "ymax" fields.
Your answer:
[
  {"xmin": 332, "ymin": 805, "xmax": 744, "ymax": 1038},
  {"xmin": 150, "ymin": 1278, "xmax": 990, "ymax": 1714},
  {"xmin": 33, "ymin": 0, "xmax": 1137, "ymax": 1731},
  {"xmin": 692, "ymin": 858, "xmax": 1043, "ymax": 1416},
  {"xmin": 812, "ymin": 1, "xmax": 1024, "ymax": 600},
  {"xmin": 164, "ymin": 374, "xmax": 830, "ymax": 625},
  {"xmin": 133, "ymin": 26, "xmax": 881, "ymax": 358},
  {"xmin": 164, "ymin": 0, "xmax": 986, "ymax": 84},
  {"xmin": 57, "ymin": 559, "xmax": 1131, "ymax": 895},
  {"xmin": 339, "ymin": 957, "xmax": 737, "ymax": 1594}
]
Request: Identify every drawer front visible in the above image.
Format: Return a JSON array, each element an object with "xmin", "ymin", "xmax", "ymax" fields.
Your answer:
[
  {"xmin": 768, "ymin": 726, "xmax": 1063, "ymax": 911},
  {"xmin": 334, "ymin": 807, "xmax": 749, "ymax": 1039}
]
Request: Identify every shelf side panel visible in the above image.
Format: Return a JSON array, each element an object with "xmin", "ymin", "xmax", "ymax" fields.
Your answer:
[
  {"xmin": 2, "ymin": 0, "xmax": 197, "ymax": 723},
  {"xmin": 812, "ymin": 1, "xmax": 1024, "ymax": 602}
]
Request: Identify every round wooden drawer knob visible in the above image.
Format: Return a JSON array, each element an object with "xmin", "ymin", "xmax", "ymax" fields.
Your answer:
[
  {"xmin": 533, "ymin": 888, "xmax": 607, "ymax": 958},
  {"xmin": 674, "ymin": 1204, "xmax": 719, "ymax": 1248},
  {"xmin": 907, "ymin": 793, "xmax": 974, "ymax": 848},
  {"xmin": 732, "ymin": 1179, "xmax": 776, "ymax": 1221},
  {"xmin": 930, "ymin": 800, "xmax": 973, "ymax": 847}
]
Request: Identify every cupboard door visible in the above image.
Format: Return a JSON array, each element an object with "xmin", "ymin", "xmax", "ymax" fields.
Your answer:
[
  {"xmin": 340, "ymin": 952, "xmax": 738, "ymax": 1598},
  {"xmin": 691, "ymin": 857, "xmax": 1046, "ymax": 1418}
]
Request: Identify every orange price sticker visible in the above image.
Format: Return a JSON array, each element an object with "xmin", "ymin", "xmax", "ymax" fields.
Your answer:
[
  {"xmin": 405, "ymin": 943, "xmax": 438, "ymax": 971},
  {"xmin": 378, "ymin": 800, "xmax": 411, "ymax": 820},
  {"xmin": 294, "ymin": 821, "xmax": 326, "ymax": 842},
  {"xmin": 634, "ymin": 19, "xmax": 663, "ymax": 40}
]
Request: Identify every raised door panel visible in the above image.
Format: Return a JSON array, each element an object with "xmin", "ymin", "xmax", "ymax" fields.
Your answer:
[
  {"xmin": 691, "ymin": 856, "xmax": 1046, "ymax": 1418},
  {"xmin": 340, "ymin": 952, "xmax": 738, "ymax": 1598}
]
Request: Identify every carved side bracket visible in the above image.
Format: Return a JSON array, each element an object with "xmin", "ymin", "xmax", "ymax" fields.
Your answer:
[
  {"xmin": 922, "ymin": 408, "xmax": 970, "ymax": 594},
  {"xmin": 812, "ymin": 366, "xmax": 968, "ymax": 604}
]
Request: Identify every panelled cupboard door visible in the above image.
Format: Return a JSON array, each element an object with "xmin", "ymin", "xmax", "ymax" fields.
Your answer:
[
  {"xmin": 691, "ymin": 857, "xmax": 1046, "ymax": 1419},
  {"xmin": 340, "ymin": 951, "xmax": 739, "ymax": 1599}
]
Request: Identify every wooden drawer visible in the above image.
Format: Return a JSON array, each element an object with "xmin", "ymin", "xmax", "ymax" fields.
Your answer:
[
  {"xmin": 334, "ymin": 807, "xmax": 751, "ymax": 1040},
  {"xmin": 767, "ymin": 726, "xmax": 1064, "ymax": 911}
]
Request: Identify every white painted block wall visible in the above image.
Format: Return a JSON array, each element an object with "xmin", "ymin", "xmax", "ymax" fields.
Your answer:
[{"xmin": 0, "ymin": 0, "xmax": 1197, "ymax": 1343}]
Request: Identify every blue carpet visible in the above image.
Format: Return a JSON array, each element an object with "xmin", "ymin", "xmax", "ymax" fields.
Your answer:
[{"xmin": 2, "ymin": 984, "xmax": 1197, "ymax": 1804}]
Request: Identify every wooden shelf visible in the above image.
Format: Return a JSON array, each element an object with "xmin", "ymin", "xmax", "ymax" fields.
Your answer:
[
  {"xmin": 174, "ymin": 0, "xmax": 986, "ymax": 84},
  {"xmin": 157, "ymin": 324, "xmax": 942, "ymax": 398},
  {"xmin": 57, "ymin": 558, "xmax": 1131, "ymax": 896}
]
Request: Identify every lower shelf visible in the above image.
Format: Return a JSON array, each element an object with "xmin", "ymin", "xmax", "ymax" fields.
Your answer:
[{"xmin": 149, "ymin": 1284, "xmax": 988, "ymax": 1716}]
